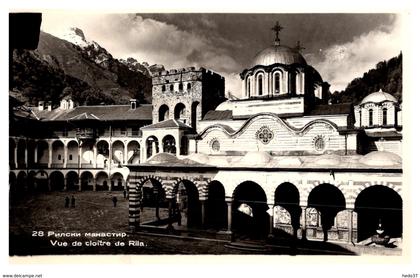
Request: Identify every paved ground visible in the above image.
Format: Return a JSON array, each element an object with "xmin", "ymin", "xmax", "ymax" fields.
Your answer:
[{"xmin": 9, "ymin": 191, "xmax": 402, "ymax": 256}]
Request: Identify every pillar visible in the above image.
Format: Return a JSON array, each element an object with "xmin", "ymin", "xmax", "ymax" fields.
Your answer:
[
  {"xmin": 108, "ymin": 178, "xmax": 112, "ymax": 191},
  {"xmin": 24, "ymin": 145, "xmax": 28, "ymax": 166},
  {"xmin": 154, "ymin": 186, "xmax": 160, "ymax": 220},
  {"xmin": 93, "ymin": 178, "xmax": 97, "ymax": 191},
  {"xmin": 78, "ymin": 144, "xmax": 82, "ymax": 168},
  {"xmin": 226, "ymin": 197, "xmax": 232, "ymax": 232},
  {"xmin": 301, "ymin": 206, "xmax": 307, "ymax": 240},
  {"xmin": 93, "ymin": 144, "xmax": 97, "ymax": 168},
  {"xmin": 108, "ymin": 142, "xmax": 112, "ymax": 170},
  {"xmin": 269, "ymin": 207, "xmax": 274, "ymax": 236},
  {"xmin": 47, "ymin": 178, "xmax": 52, "ymax": 191},
  {"xmin": 128, "ymin": 181, "xmax": 141, "ymax": 231},
  {"xmin": 78, "ymin": 177, "xmax": 82, "ymax": 191},
  {"xmin": 34, "ymin": 144, "xmax": 38, "ymax": 163},
  {"xmin": 159, "ymin": 139, "xmax": 163, "ymax": 154},
  {"xmin": 241, "ymin": 78, "xmax": 246, "ymax": 98},
  {"xmin": 64, "ymin": 145, "xmax": 68, "ymax": 168},
  {"xmin": 64, "ymin": 177, "xmax": 68, "ymax": 191},
  {"xmin": 48, "ymin": 143, "xmax": 52, "ymax": 168},
  {"xmin": 14, "ymin": 145, "xmax": 18, "ymax": 168},
  {"xmin": 152, "ymin": 141, "xmax": 157, "ymax": 156},
  {"xmin": 348, "ymin": 209, "xmax": 354, "ymax": 244},
  {"xmin": 200, "ymin": 199, "xmax": 207, "ymax": 227},
  {"xmin": 123, "ymin": 144, "xmax": 128, "ymax": 164}
]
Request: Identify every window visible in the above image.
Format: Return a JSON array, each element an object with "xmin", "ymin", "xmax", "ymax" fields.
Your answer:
[
  {"xmin": 382, "ymin": 108, "xmax": 388, "ymax": 126},
  {"xmin": 187, "ymin": 83, "xmax": 191, "ymax": 90},
  {"xmin": 247, "ymin": 77, "xmax": 251, "ymax": 97},
  {"xmin": 257, "ymin": 74, "xmax": 263, "ymax": 95},
  {"xmin": 179, "ymin": 83, "xmax": 183, "ymax": 91},
  {"xmin": 313, "ymin": 136, "xmax": 326, "ymax": 152},
  {"xmin": 131, "ymin": 102, "xmax": 136, "ymax": 110},
  {"xmin": 69, "ymin": 154, "xmax": 73, "ymax": 161},
  {"xmin": 121, "ymin": 127, "xmax": 126, "ymax": 135},
  {"xmin": 368, "ymin": 109, "xmax": 374, "ymax": 126},
  {"xmin": 162, "ymin": 85, "xmax": 166, "ymax": 92},
  {"xmin": 170, "ymin": 84, "xmax": 174, "ymax": 91},
  {"xmin": 211, "ymin": 139, "xmax": 220, "ymax": 152},
  {"xmin": 274, "ymin": 72, "xmax": 280, "ymax": 94},
  {"xmin": 58, "ymin": 154, "xmax": 61, "ymax": 160},
  {"xmin": 163, "ymin": 135, "xmax": 176, "ymax": 154},
  {"xmin": 158, "ymin": 105, "xmax": 170, "ymax": 122},
  {"xmin": 256, "ymin": 126, "xmax": 274, "ymax": 144}
]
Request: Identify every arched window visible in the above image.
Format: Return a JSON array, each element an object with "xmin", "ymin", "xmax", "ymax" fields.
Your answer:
[
  {"xmin": 158, "ymin": 105, "xmax": 170, "ymax": 122},
  {"xmin": 162, "ymin": 85, "xmax": 166, "ymax": 92},
  {"xmin": 382, "ymin": 108, "xmax": 388, "ymax": 126},
  {"xmin": 163, "ymin": 135, "xmax": 176, "ymax": 154},
  {"xmin": 368, "ymin": 109, "xmax": 374, "ymax": 126},
  {"xmin": 296, "ymin": 72, "xmax": 304, "ymax": 94},
  {"xmin": 257, "ymin": 74, "xmax": 263, "ymax": 96},
  {"xmin": 170, "ymin": 84, "xmax": 174, "ymax": 91},
  {"xmin": 174, "ymin": 103, "xmax": 186, "ymax": 121},
  {"xmin": 187, "ymin": 83, "xmax": 191, "ymax": 90},
  {"xmin": 179, "ymin": 83, "xmax": 183, "ymax": 91},
  {"xmin": 247, "ymin": 77, "xmax": 251, "ymax": 97},
  {"xmin": 274, "ymin": 72, "xmax": 280, "ymax": 94}
]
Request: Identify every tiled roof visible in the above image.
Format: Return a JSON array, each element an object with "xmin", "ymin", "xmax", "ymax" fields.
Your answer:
[
  {"xmin": 307, "ymin": 103, "xmax": 353, "ymax": 116},
  {"xmin": 365, "ymin": 131, "xmax": 402, "ymax": 138},
  {"xmin": 29, "ymin": 104, "xmax": 153, "ymax": 121},
  {"xmin": 141, "ymin": 119, "xmax": 192, "ymax": 129},
  {"xmin": 202, "ymin": 110, "xmax": 233, "ymax": 120}
]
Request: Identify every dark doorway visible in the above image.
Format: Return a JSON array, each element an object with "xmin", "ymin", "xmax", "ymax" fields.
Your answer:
[
  {"xmin": 174, "ymin": 181, "xmax": 201, "ymax": 228},
  {"xmin": 207, "ymin": 181, "xmax": 227, "ymax": 230},
  {"xmin": 355, "ymin": 185, "xmax": 402, "ymax": 242},
  {"xmin": 274, "ymin": 182, "xmax": 301, "ymax": 237}
]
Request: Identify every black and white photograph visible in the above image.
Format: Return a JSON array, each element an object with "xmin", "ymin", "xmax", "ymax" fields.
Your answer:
[{"xmin": 2, "ymin": 2, "xmax": 419, "ymax": 277}]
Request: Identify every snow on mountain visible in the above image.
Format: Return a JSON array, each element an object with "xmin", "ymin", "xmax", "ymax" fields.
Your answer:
[{"xmin": 61, "ymin": 27, "xmax": 91, "ymax": 48}]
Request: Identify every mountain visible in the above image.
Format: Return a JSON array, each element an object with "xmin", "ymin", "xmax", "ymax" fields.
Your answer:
[
  {"xmin": 10, "ymin": 28, "xmax": 155, "ymax": 106},
  {"xmin": 331, "ymin": 53, "xmax": 402, "ymax": 104}
]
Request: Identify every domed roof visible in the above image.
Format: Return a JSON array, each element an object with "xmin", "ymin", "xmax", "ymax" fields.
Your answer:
[
  {"xmin": 312, "ymin": 154, "xmax": 342, "ymax": 166},
  {"xmin": 360, "ymin": 89, "xmax": 397, "ymax": 105},
  {"xmin": 359, "ymin": 151, "xmax": 402, "ymax": 166},
  {"xmin": 240, "ymin": 151, "xmax": 272, "ymax": 166},
  {"xmin": 252, "ymin": 45, "xmax": 307, "ymax": 67}
]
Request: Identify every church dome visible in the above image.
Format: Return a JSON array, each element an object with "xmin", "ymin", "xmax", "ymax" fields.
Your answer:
[
  {"xmin": 360, "ymin": 89, "xmax": 397, "ymax": 105},
  {"xmin": 359, "ymin": 151, "xmax": 401, "ymax": 166},
  {"xmin": 240, "ymin": 151, "xmax": 272, "ymax": 166},
  {"xmin": 251, "ymin": 45, "xmax": 307, "ymax": 67}
]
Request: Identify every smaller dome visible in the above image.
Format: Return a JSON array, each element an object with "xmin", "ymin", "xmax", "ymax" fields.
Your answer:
[
  {"xmin": 146, "ymin": 153, "xmax": 180, "ymax": 164},
  {"xmin": 359, "ymin": 151, "xmax": 402, "ymax": 166},
  {"xmin": 187, "ymin": 153, "xmax": 209, "ymax": 164},
  {"xmin": 313, "ymin": 154, "xmax": 342, "ymax": 166},
  {"xmin": 277, "ymin": 157, "xmax": 302, "ymax": 166},
  {"xmin": 360, "ymin": 89, "xmax": 397, "ymax": 105},
  {"xmin": 240, "ymin": 151, "xmax": 272, "ymax": 166},
  {"xmin": 215, "ymin": 100, "xmax": 233, "ymax": 111}
]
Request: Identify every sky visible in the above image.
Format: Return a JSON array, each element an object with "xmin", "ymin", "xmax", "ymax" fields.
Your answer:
[{"xmin": 40, "ymin": 13, "xmax": 402, "ymax": 98}]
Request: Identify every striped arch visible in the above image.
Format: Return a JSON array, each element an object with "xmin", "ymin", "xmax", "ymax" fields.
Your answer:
[
  {"xmin": 168, "ymin": 177, "xmax": 201, "ymax": 199},
  {"xmin": 269, "ymin": 178, "xmax": 302, "ymax": 203},
  {"xmin": 301, "ymin": 180, "xmax": 344, "ymax": 203},
  {"xmin": 347, "ymin": 181, "xmax": 402, "ymax": 206},
  {"xmin": 134, "ymin": 175, "xmax": 164, "ymax": 191}
]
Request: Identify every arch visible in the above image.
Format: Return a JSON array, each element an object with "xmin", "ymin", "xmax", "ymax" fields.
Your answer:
[
  {"xmin": 158, "ymin": 104, "xmax": 170, "ymax": 122},
  {"xmin": 127, "ymin": 141, "xmax": 140, "ymax": 164},
  {"xmin": 80, "ymin": 171, "xmax": 94, "ymax": 191},
  {"xmin": 65, "ymin": 171, "xmax": 79, "ymax": 191},
  {"xmin": 110, "ymin": 172, "xmax": 124, "ymax": 191},
  {"xmin": 368, "ymin": 108, "xmax": 374, "ymax": 126},
  {"xmin": 111, "ymin": 140, "xmax": 124, "ymax": 165},
  {"xmin": 67, "ymin": 140, "xmax": 79, "ymax": 167},
  {"xmin": 174, "ymin": 103, "xmax": 186, "ymax": 122},
  {"xmin": 161, "ymin": 85, "xmax": 166, "ymax": 92},
  {"xmin": 187, "ymin": 83, "xmax": 191, "ymax": 90},
  {"xmin": 173, "ymin": 180, "xmax": 201, "ymax": 228},
  {"xmin": 233, "ymin": 181, "xmax": 269, "ymax": 239},
  {"xmin": 382, "ymin": 108, "xmax": 388, "ymax": 126},
  {"xmin": 140, "ymin": 178, "xmax": 166, "ymax": 224},
  {"xmin": 146, "ymin": 136, "xmax": 159, "ymax": 158},
  {"xmin": 274, "ymin": 182, "xmax": 301, "ymax": 237},
  {"xmin": 52, "ymin": 140, "xmax": 65, "ymax": 166},
  {"xmin": 207, "ymin": 180, "xmax": 227, "ymax": 230},
  {"xmin": 296, "ymin": 71, "xmax": 304, "ymax": 94},
  {"xmin": 95, "ymin": 171, "xmax": 109, "ymax": 191},
  {"xmin": 49, "ymin": 171, "xmax": 65, "ymax": 191},
  {"xmin": 256, "ymin": 73, "xmax": 264, "ymax": 96},
  {"xmin": 191, "ymin": 101, "xmax": 200, "ymax": 130},
  {"xmin": 34, "ymin": 170, "xmax": 49, "ymax": 192},
  {"xmin": 307, "ymin": 183, "xmax": 346, "ymax": 241},
  {"xmin": 17, "ymin": 139, "xmax": 26, "ymax": 167},
  {"xmin": 16, "ymin": 171, "xmax": 27, "ymax": 193},
  {"xmin": 178, "ymin": 82, "xmax": 183, "ymax": 91},
  {"xmin": 9, "ymin": 172, "xmax": 17, "ymax": 198},
  {"xmin": 162, "ymin": 135, "xmax": 176, "ymax": 154},
  {"xmin": 9, "ymin": 139, "xmax": 16, "ymax": 168},
  {"xmin": 27, "ymin": 140, "xmax": 36, "ymax": 166},
  {"xmin": 36, "ymin": 140, "xmax": 49, "ymax": 165},
  {"xmin": 355, "ymin": 185, "xmax": 402, "ymax": 242},
  {"xmin": 180, "ymin": 136, "xmax": 189, "ymax": 155},
  {"xmin": 80, "ymin": 140, "xmax": 94, "ymax": 166},
  {"xmin": 96, "ymin": 140, "xmax": 109, "ymax": 167}
]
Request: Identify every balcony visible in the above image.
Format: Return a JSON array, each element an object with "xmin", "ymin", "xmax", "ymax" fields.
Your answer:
[{"xmin": 76, "ymin": 129, "xmax": 96, "ymax": 140}]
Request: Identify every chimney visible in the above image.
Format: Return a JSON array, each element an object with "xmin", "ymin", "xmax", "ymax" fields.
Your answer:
[
  {"xmin": 38, "ymin": 101, "xmax": 44, "ymax": 111},
  {"xmin": 130, "ymin": 99, "xmax": 137, "ymax": 110}
]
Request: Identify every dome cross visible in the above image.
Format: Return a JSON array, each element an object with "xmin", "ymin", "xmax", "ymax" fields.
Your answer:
[{"xmin": 271, "ymin": 21, "xmax": 283, "ymax": 45}]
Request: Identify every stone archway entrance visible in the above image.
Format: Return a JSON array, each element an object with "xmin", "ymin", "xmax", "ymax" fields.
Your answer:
[
  {"xmin": 206, "ymin": 181, "xmax": 227, "ymax": 230},
  {"xmin": 173, "ymin": 180, "xmax": 201, "ymax": 228},
  {"xmin": 233, "ymin": 181, "xmax": 269, "ymax": 240},
  {"xmin": 355, "ymin": 185, "xmax": 402, "ymax": 242}
]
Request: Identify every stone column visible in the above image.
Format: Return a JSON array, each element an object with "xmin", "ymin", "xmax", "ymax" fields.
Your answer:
[
  {"xmin": 301, "ymin": 206, "xmax": 307, "ymax": 240},
  {"xmin": 226, "ymin": 197, "xmax": 233, "ymax": 241},
  {"xmin": 78, "ymin": 144, "xmax": 82, "ymax": 168},
  {"xmin": 78, "ymin": 177, "xmax": 82, "ymax": 192},
  {"xmin": 64, "ymin": 145, "xmax": 68, "ymax": 168},
  {"xmin": 34, "ymin": 144, "xmax": 38, "ymax": 163},
  {"xmin": 64, "ymin": 177, "xmax": 68, "ymax": 191},
  {"xmin": 241, "ymin": 78, "xmax": 246, "ymax": 98},
  {"xmin": 123, "ymin": 143, "xmax": 128, "ymax": 164},
  {"xmin": 108, "ymin": 178, "xmax": 112, "ymax": 191},
  {"xmin": 159, "ymin": 139, "xmax": 164, "ymax": 154},
  {"xmin": 128, "ymin": 181, "xmax": 141, "ymax": 231},
  {"xmin": 264, "ymin": 72, "xmax": 269, "ymax": 96},
  {"xmin": 14, "ymin": 145, "xmax": 18, "ymax": 168},
  {"xmin": 24, "ymin": 145, "xmax": 28, "ymax": 166},
  {"xmin": 93, "ymin": 178, "xmax": 97, "ymax": 191},
  {"xmin": 93, "ymin": 144, "xmax": 97, "ymax": 168},
  {"xmin": 268, "ymin": 204, "xmax": 274, "ymax": 238},
  {"xmin": 152, "ymin": 141, "xmax": 157, "ymax": 156},
  {"xmin": 48, "ymin": 142, "xmax": 52, "ymax": 168},
  {"xmin": 108, "ymin": 142, "xmax": 112, "ymax": 171},
  {"xmin": 200, "ymin": 199, "xmax": 207, "ymax": 228},
  {"xmin": 47, "ymin": 178, "xmax": 52, "ymax": 191},
  {"xmin": 348, "ymin": 209, "xmax": 354, "ymax": 244}
]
